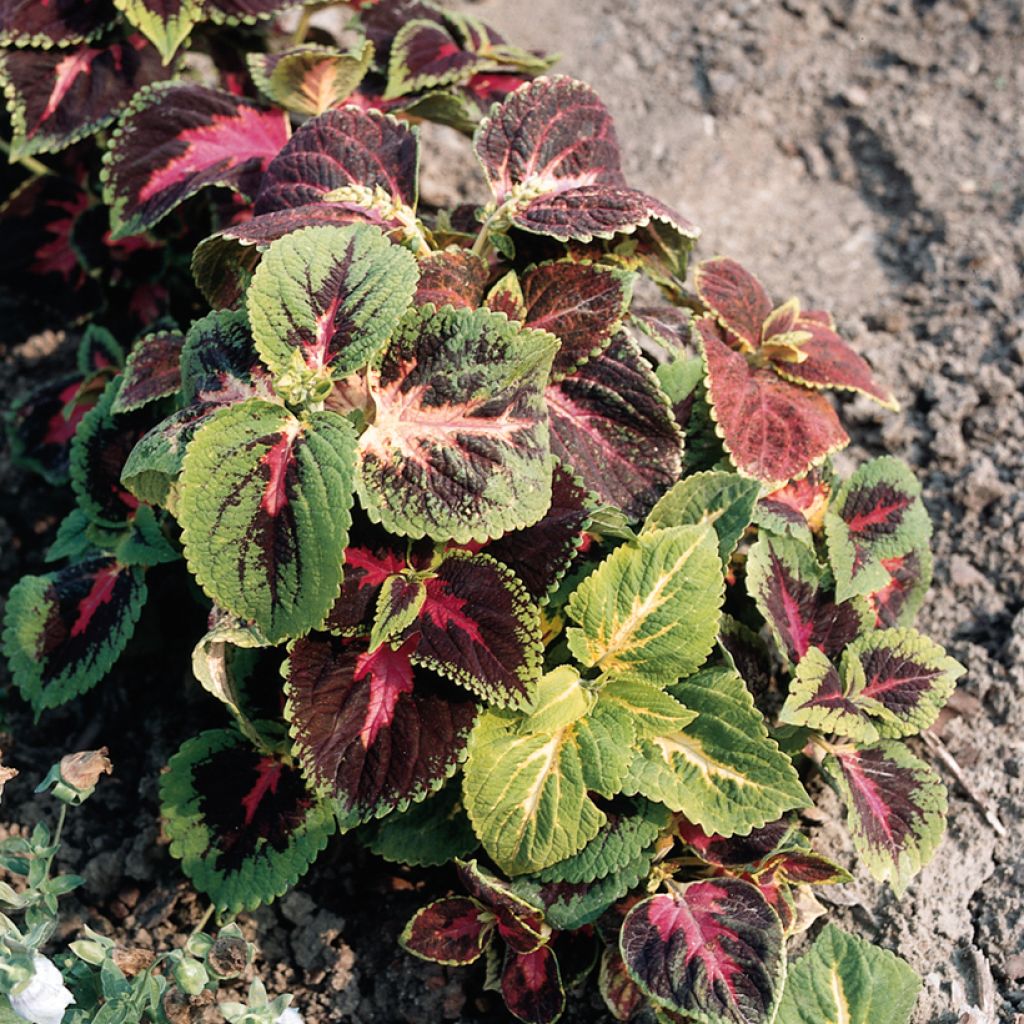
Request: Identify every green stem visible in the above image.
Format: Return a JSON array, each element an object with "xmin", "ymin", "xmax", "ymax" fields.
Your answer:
[
  {"xmin": 0, "ymin": 139, "xmax": 52, "ymax": 179},
  {"xmin": 470, "ymin": 221, "xmax": 495, "ymax": 260},
  {"xmin": 42, "ymin": 804, "xmax": 67, "ymax": 880},
  {"xmin": 290, "ymin": 7, "xmax": 314, "ymax": 46},
  {"xmin": 189, "ymin": 903, "xmax": 215, "ymax": 939}
]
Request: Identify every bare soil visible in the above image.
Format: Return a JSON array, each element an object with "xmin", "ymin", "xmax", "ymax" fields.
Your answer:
[{"xmin": 2, "ymin": 1, "xmax": 1022, "ymax": 1022}]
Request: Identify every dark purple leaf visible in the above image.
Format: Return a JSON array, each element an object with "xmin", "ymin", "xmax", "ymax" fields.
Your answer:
[
  {"xmin": 113, "ymin": 329, "xmax": 185, "ymax": 413},
  {"xmin": 400, "ymin": 896, "xmax": 493, "ymax": 965},
  {"xmin": 457, "ymin": 859, "xmax": 549, "ymax": 954},
  {"xmin": 0, "ymin": 0, "xmax": 115, "ymax": 48},
  {"xmin": 501, "ymin": 946, "xmax": 565, "ymax": 1024}
]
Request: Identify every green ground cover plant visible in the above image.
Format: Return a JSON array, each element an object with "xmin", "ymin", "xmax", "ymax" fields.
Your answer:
[{"xmin": 1, "ymin": 1, "xmax": 959, "ymax": 1021}]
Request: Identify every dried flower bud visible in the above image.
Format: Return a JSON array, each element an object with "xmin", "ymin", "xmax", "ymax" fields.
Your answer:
[
  {"xmin": 0, "ymin": 752, "xmax": 17, "ymax": 803},
  {"xmin": 207, "ymin": 932, "xmax": 251, "ymax": 979},
  {"xmin": 58, "ymin": 748, "xmax": 112, "ymax": 791},
  {"xmin": 9, "ymin": 955, "xmax": 74, "ymax": 1024}
]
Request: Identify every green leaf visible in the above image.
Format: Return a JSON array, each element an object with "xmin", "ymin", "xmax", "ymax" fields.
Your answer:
[
  {"xmin": 178, "ymin": 399, "xmax": 356, "ymax": 643},
  {"xmin": 825, "ymin": 457, "xmax": 931, "ymax": 602},
  {"xmin": 357, "ymin": 304, "xmax": 557, "ymax": 543},
  {"xmin": 777, "ymin": 924, "xmax": 921, "ymax": 1024},
  {"xmin": 360, "ymin": 782, "xmax": 479, "ymax": 868},
  {"xmin": 113, "ymin": 0, "xmax": 201, "ymax": 64},
  {"xmin": 565, "ymin": 524, "xmax": 724, "ymax": 685},
  {"xmin": 247, "ymin": 223, "xmax": 419, "ymax": 387},
  {"xmin": 625, "ymin": 666, "xmax": 810, "ymax": 836},
  {"xmin": 111, "ymin": 505, "xmax": 179, "ymax": 568},
  {"xmin": 779, "ymin": 647, "xmax": 880, "ymax": 743},
  {"xmin": 463, "ymin": 674, "xmax": 634, "ymax": 876},
  {"xmin": 248, "ymin": 42, "xmax": 374, "ymax": 116},
  {"xmin": 597, "ymin": 676, "xmax": 698, "ymax": 736},
  {"xmin": 369, "ymin": 574, "xmax": 427, "ymax": 652},
  {"xmin": 822, "ymin": 741, "xmax": 946, "ymax": 896},
  {"xmin": 643, "ymin": 470, "xmax": 761, "ymax": 565}
]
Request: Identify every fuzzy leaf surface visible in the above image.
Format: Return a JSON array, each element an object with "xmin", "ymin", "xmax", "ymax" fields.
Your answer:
[
  {"xmin": 822, "ymin": 741, "xmax": 945, "ymax": 895},
  {"xmin": 357, "ymin": 304, "xmax": 556, "ymax": 542},
  {"xmin": 103, "ymin": 83, "xmax": 289, "ymax": 237},
  {"xmin": 247, "ymin": 223, "xmax": 418, "ymax": 382},
  {"xmin": 565, "ymin": 524, "xmax": 723, "ymax": 685},
  {"xmin": 546, "ymin": 333, "xmax": 683, "ymax": 519},
  {"xmin": 3, "ymin": 558, "xmax": 146, "ymax": 712},
  {"xmin": 179, "ymin": 400, "xmax": 356, "ymax": 643},
  {"xmin": 620, "ymin": 878, "xmax": 785, "ymax": 1024},
  {"xmin": 777, "ymin": 924, "xmax": 921, "ymax": 1024}
]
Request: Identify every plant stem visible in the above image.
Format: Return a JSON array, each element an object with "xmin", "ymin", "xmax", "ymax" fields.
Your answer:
[
  {"xmin": 0, "ymin": 139, "xmax": 52, "ymax": 179},
  {"xmin": 189, "ymin": 903, "xmax": 215, "ymax": 938},
  {"xmin": 42, "ymin": 804, "xmax": 68, "ymax": 880},
  {"xmin": 290, "ymin": 8, "xmax": 314, "ymax": 46}
]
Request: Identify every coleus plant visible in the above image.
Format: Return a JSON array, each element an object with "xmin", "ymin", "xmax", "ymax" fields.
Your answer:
[{"xmin": 2, "ymin": 3, "xmax": 960, "ymax": 1022}]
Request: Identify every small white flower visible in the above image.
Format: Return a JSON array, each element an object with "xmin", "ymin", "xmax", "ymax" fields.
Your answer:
[
  {"xmin": 274, "ymin": 1008, "xmax": 303, "ymax": 1024},
  {"xmin": 9, "ymin": 955, "xmax": 74, "ymax": 1024}
]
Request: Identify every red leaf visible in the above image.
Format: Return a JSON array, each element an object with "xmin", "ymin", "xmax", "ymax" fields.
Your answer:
[
  {"xmin": 620, "ymin": 879, "xmax": 784, "ymax": 1023},
  {"xmin": 694, "ymin": 257, "xmax": 773, "ymax": 350},
  {"xmin": 457, "ymin": 860, "xmax": 549, "ymax": 954},
  {"xmin": 414, "ymin": 249, "xmax": 489, "ymax": 309},
  {"xmin": 698, "ymin": 315, "xmax": 848, "ymax": 487},
  {"xmin": 401, "ymin": 896, "xmax": 493, "ymax": 965},
  {"xmin": 868, "ymin": 548, "xmax": 931, "ymax": 627},
  {"xmin": 501, "ymin": 946, "xmax": 566, "ymax": 1024}
]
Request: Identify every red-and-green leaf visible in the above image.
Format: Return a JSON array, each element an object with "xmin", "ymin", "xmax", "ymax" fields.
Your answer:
[
  {"xmin": 501, "ymin": 946, "xmax": 565, "ymax": 1024},
  {"xmin": 546, "ymin": 332, "xmax": 682, "ymax": 520},
  {"xmin": 698, "ymin": 316, "xmax": 848, "ymax": 488},
  {"xmin": 112, "ymin": 0, "xmax": 202, "ymax": 63},
  {"xmin": 70, "ymin": 377, "xmax": 150, "ymax": 528},
  {"xmin": 754, "ymin": 469, "xmax": 831, "ymax": 542},
  {"xmin": 102, "ymin": 83, "xmax": 290, "ymax": 237},
  {"xmin": 160, "ymin": 729, "xmax": 336, "ymax": 912},
  {"xmin": 677, "ymin": 818, "xmax": 793, "ymax": 869},
  {"xmin": 370, "ymin": 572, "xmax": 427, "ymax": 650},
  {"xmin": 414, "ymin": 248, "xmax": 489, "ymax": 309},
  {"xmin": 825, "ymin": 456, "xmax": 931, "ymax": 602},
  {"xmin": 0, "ymin": 34, "xmax": 168, "ymax": 157},
  {"xmin": 520, "ymin": 261, "xmax": 632, "ymax": 379},
  {"xmin": 599, "ymin": 946, "xmax": 646, "ymax": 1022},
  {"xmin": 3, "ymin": 557, "xmax": 146, "ymax": 712},
  {"xmin": 247, "ymin": 223, "xmax": 418, "ymax": 383},
  {"xmin": 842, "ymin": 628, "xmax": 963, "ymax": 738},
  {"xmin": 248, "ymin": 41, "xmax": 373, "ymax": 116},
  {"xmin": 772, "ymin": 312, "xmax": 896, "ymax": 409},
  {"xmin": 780, "ymin": 647, "xmax": 880, "ymax": 743},
  {"xmin": 822, "ymin": 741, "xmax": 946, "ymax": 896},
  {"xmin": 178, "ymin": 399, "xmax": 357, "ymax": 643},
  {"xmin": 356, "ymin": 304, "xmax": 556, "ymax": 543},
  {"xmin": 457, "ymin": 859, "xmax": 549, "ymax": 954},
  {"xmin": 400, "ymin": 896, "xmax": 493, "ymax": 966},
  {"xmin": 694, "ymin": 257, "xmax": 772, "ymax": 351},
  {"xmin": 0, "ymin": 0, "xmax": 115, "ymax": 48},
  {"xmin": 745, "ymin": 534, "xmax": 872, "ymax": 665},
  {"xmin": 285, "ymin": 633, "xmax": 477, "ymax": 822},
  {"xmin": 385, "ymin": 17, "xmax": 483, "ymax": 99},
  {"xmin": 485, "ymin": 461, "xmax": 593, "ymax": 602},
  {"xmin": 112, "ymin": 329, "xmax": 185, "ymax": 413},
  {"xmin": 409, "ymin": 550, "xmax": 542, "ymax": 707},
  {"xmin": 7, "ymin": 373, "xmax": 97, "ymax": 485},
  {"xmin": 203, "ymin": 0, "xmax": 309, "ymax": 25},
  {"xmin": 620, "ymin": 878, "xmax": 785, "ymax": 1024},
  {"xmin": 867, "ymin": 545, "xmax": 933, "ymax": 628}
]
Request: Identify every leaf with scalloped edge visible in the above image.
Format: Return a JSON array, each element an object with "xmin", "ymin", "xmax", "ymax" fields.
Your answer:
[
  {"xmin": 204, "ymin": 0, "xmax": 312, "ymax": 26},
  {"xmin": 519, "ymin": 261, "xmax": 633, "ymax": 379},
  {"xmin": 361, "ymin": 780, "xmax": 478, "ymax": 867},
  {"xmin": 780, "ymin": 647, "xmax": 880, "ymax": 743},
  {"xmin": 357, "ymin": 303, "xmax": 556, "ymax": 543},
  {"xmin": 867, "ymin": 544, "xmax": 933, "ymax": 628},
  {"xmin": 414, "ymin": 248, "xmax": 489, "ymax": 309},
  {"xmin": 753, "ymin": 469, "xmax": 832, "ymax": 545},
  {"xmin": 547, "ymin": 332, "xmax": 683, "ymax": 520},
  {"xmin": 369, "ymin": 573, "xmax": 426, "ymax": 651},
  {"xmin": 121, "ymin": 310, "xmax": 275, "ymax": 506},
  {"xmin": 625, "ymin": 667, "xmax": 810, "ymax": 836},
  {"xmin": 566, "ymin": 523, "xmax": 723, "ymax": 685},
  {"xmin": 160, "ymin": 728, "xmax": 336, "ymax": 913},
  {"xmin": 698, "ymin": 316, "xmax": 848, "ymax": 488},
  {"xmin": 746, "ymin": 534, "xmax": 873, "ymax": 666},
  {"xmin": 248, "ymin": 41, "xmax": 373, "ymax": 116},
  {"xmin": 7, "ymin": 373, "xmax": 97, "ymax": 485},
  {"xmin": 247, "ymin": 223, "xmax": 418, "ymax": 384},
  {"xmin": 3, "ymin": 557, "xmax": 146, "ymax": 712},
  {"xmin": 484, "ymin": 461, "xmax": 593, "ymax": 603},
  {"xmin": 463, "ymin": 671, "xmax": 633, "ymax": 876},
  {"xmin": 0, "ymin": 0, "xmax": 116, "ymax": 48},
  {"xmin": 644, "ymin": 470, "xmax": 761, "ymax": 566},
  {"xmin": 822, "ymin": 741, "xmax": 945, "ymax": 895},
  {"xmin": 112, "ymin": 0, "xmax": 202, "ymax": 63},
  {"xmin": 112, "ymin": 329, "xmax": 185, "ymax": 413},
  {"xmin": 842, "ymin": 628, "xmax": 963, "ymax": 738},
  {"xmin": 0, "ymin": 35, "xmax": 168, "ymax": 158},
  {"xmin": 600, "ymin": 945, "xmax": 646, "ymax": 1023},
  {"xmin": 825, "ymin": 456, "xmax": 931, "ymax": 603},
  {"xmin": 286, "ymin": 633, "xmax": 477, "ymax": 822},
  {"xmin": 385, "ymin": 17, "xmax": 485, "ymax": 99},
  {"xmin": 621, "ymin": 878, "xmax": 785, "ymax": 1024},
  {"xmin": 102, "ymin": 83, "xmax": 289, "ymax": 238},
  {"xmin": 458, "ymin": 858, "xmax": 550, "ymax": 953},
  {"xmin": 70, "ymin": 377, "xmax": 151, "ymax": 529},
  {"xmin": 400, "ymin": 896, "xmax": 493, "ymax": 966},
  {"xmin": 656, "ymin": 355, "xmax": 726, "ymax": 477},
  {"xmin": 409, "ymin": 550, "xmax": 543, "ymax": 708},
  {"xmin": 178, "ymin": 399, "xmax": 356, "ymax": 643},
  {"xmin": 694, "ymin": 257, "xmax": 773, "ymax": 351},
  {"xmin": 777, "ymin": 924, "xmax": 921, "ymax": 1024},
  {"xmin": 501, "ymin": 946, "xmax": 565, "ymax": 1024}
]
